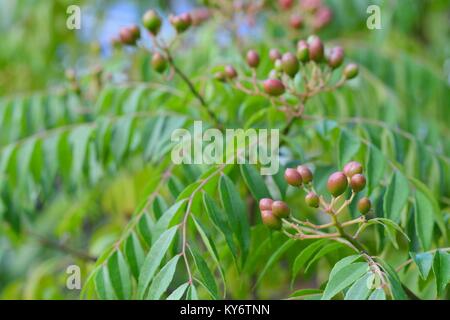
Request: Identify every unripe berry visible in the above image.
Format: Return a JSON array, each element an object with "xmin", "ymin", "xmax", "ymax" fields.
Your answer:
[
  {"xmin": 344, "ymin": 63, "xmax": 359, "ymax": 79},
  {"xmin": 281, "ymin": 52, "xmax": 299, "ymax": 77},
  {"xmin": 170, "ymin": 13, "xmax": 192, "ymax": 33},
  {"xmin": 152, "ymin": 52, "xmax": 167, "ymax": 73},
  {"xmin": 263, "ymin": 78, "xmax": 285, "ymax": 96},
  {"xmin": 327, "ymin": 171, "xmax": 348, "ymax": 197},
  {"xmin": 357, "ymin": 197, "xmax": 371, "ymax": 214},
  {"xmin": 343, "ymin": 161, "xmax": 363, "ymax": 178},
  {"xmin": 307, "ymin": 35, "xmax": 324, "ymax": 62},
  {"xmin": 246, "ymin": 50, "xmax": 260, "ymax": 68},
  {"xmin": 224, "ymin": 65, "xmax": 237, "ymax": 79},
  {"xmin": 142, "ymin": 10, "xmax": 162, "ymax": 35},
  {"xmin": 312, "ymin": 6, "xmax": 332, "ymax": 31},
  {"xmin": 327, "ymin": 46, "xmax": 344, "ymax": 69},
  {"xmin": 290, "ymin": 14, "xmax": 303, "ymax": 29},
  {"xmin": 296, "ymin": 40, "xmax": 309, "ymax": 62},
  {"xmin": 269, "ymin": 69, "xmax": 280, "ymax": 79},
  {"xmin": 305, "ymin": 192, "xmax": 320, "ymax": 208},
  {"xmin": 214, "ymin": 71, "xmax": 227, "ymax": 82},
  {"xmin": 269, "ymin": 48, "xmax": 282, "ymax": 62},
  {"xmin": 119, "ymin": 26, "xmax": 140, "ymax": 45},
  {"xmin": 274, "ymin": 59, "xmax": 283, "ymax": 72},
  {"xmin": 350, "ymin": 174, "xmax": 366, "ymax": 192},
  {"xmin": 279, "ymin": 0, "xmax": 294, "ymax": 10},
  {"xmin": 297, "ymin": 165, "xmax": 313, "ymax": 183},
  {"xmin": 259, "ymin": 198, "xmax": 274, "ymax": 211},
  {"xmin": 284, "ymin": 168, "xmax": 302, "ymax": 186},
  {"xmin": 261, "ymin": 210, "xmax": 282, "ymax": 230},
  {"xmin": 272, "ymin": 201, "xmax": 290, "ymax": 219}
]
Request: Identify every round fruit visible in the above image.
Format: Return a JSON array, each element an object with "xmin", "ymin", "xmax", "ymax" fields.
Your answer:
[
  {"xmin": 151, "ymin": 52, "xmax": 167, "ymax": 73},
  {"xmin": 246, "ymin": 50, "xmax": 260, "ymax": 68},
  {"xmin": 344, "ymin": 63, "xmax": 359, "ymax": 79},
  {"xmin": 305, "ymin": 192, "xmax": 320, "ymax": 208},
  {"xmin": 279, "ymin": 0, "xmax": 294, "ymax": 10},
  {"xmin": 214, "ymin": 71, "xmax": 227, "ymax": 82},
  {"xmin": 284, "ymin": 168, "xmax": 302, "ymax": 186},
  {"xmin": 269, "ymin": 48, "xmax": 282, "ymax": 62},
  {"xmin": 259, "ymin": 198, "xmax": 274, "ymax": 211},
  {"xmin": 272, "ymin": 201, "xmax": 290, "ymax": 219},
  {"xmin": 343, "ymin": 161, "xmax": 363, "ymax": 178},
  {"xmin": 296, "ymin": 40, "xmax": 309, "ymax": 62},
  {"xmin": 307, "ymin": 35, "xmax": 324, "ymax": 62},
  {"xmin": 290, "ymin": 14, "xmax": 303, "ymax": 29},
  {"xmin": 119, "ymin": 26, "xmax": 139, "ymax": 45},
  {"xmin": 297, "ymin": 165, "xmax": 313, "ymax": 183},
  {"xmin": 281, "ymin": 52, "xmax": 299, "ymax": 77},
  {"xmin": 261, "ymin": 210, "xmax": 282, "ymax": 230},
  {"xmin": 142, "ymin": 10, "xmax": 162, "ymax": 35},
  {"xmin": 357, "ymin": 197, "xmax": 371, "ymax": 214},
  {"xmin": 327, "ymin": 171, "xmax": 348, "ymax": 197},
  {"xmin": 327, "ymin": 46, "xmax": 344, "ymax": 69},
  {"xmin": 350, "ymin": 174, "xmax": 366, "ymax": 192},
  {"xmin": 263, "ymin": 78, "xmax": 285, "ymax": 96},
  {"xmin": 224, "ymin": 65, "xmax": 237, "ymax": 79}
]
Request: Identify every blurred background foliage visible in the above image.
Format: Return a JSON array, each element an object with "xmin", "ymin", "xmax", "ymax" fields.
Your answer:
[{"xmin": 0, "ymin": 0, "xmax": 448, "ymax": 299}]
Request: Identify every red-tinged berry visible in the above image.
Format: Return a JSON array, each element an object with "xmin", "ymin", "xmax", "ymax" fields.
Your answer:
[
  {"xmin": 344, "ymin": 63, "xmax": 359, "ymax": 79},
  {"xmin": 281, "ymin": 52, "xmax": 299, "ymax": 77},
  {"xmin": 272, "ymin": 201, "xmax": 290, "ymax": 219},
  {"xmin": 224, "ymin": 65, "xmax": 237, "ymax": 79},
  {"xmin": 301, "ymin": 0, "xmax": 321, "ymax": 12},
  {"xmin": 259, "ymin": 198, "xmax": 274, "ymax": 211},
  {"xmin": 191, "ymin": 8, "xmax": 211, "ymax": 26},
  {"xmin": 297, "ymin": 40, "xmax": 309, "ymax": 62},
  {"xmin": 327, "ymin": 46, "xmax": 344, "ymax": 69},
  {"xmin": 142, "ymin": 10, "xmax": 162, "ymax": 35},
  {"xmin": 170, "ymin": 13, "xmax": 192, "ymax": 33},
  {"xmin": 246, "ymin": 50, "xmax": 260, "ymax": 68},
  {"xmin": 305, "ymin": 192, "xmax": 319, "ymax": 208},
  {"xmin": 350, "ymin": 174, "xmax": 366, "ymax": 192},
  {"xmin": 263, "ymin": 78, "xmax": 285, "ymax": 96},
  {"xmin": 312, "ymin": 6, "xmax": 332, "ymax": 30},
  {"xmin": 269, "ymin": 48, "xmax": 282, "ymax": 62},
  {"xmin": 297, "ymin": 165, "xmax": 313, "ymax": 183},
  {"xmin": 284, "ymin": 168, "xmax": 303, "ymax": 186},
  {"xmin": 307, "ymin": 35, "xmax": 324, "ymax": 62},
  {"xmin": 119, "ymin": 26, "xmax": 140, "ymax": 46},
  {"xmin": 327, "ymin": 171, "xmax": 348, "ymax": 197},
  {"xmin": 290, "ymin": 14, "xmax": 303, "ymax": 29},
  {"xmin": 357, "ymin": 197, "xmax": 371, "ymax": 214},
  {"xmin": 214, "ymin": 71, "xmax": 227, "ymax": 82},
  {"xmin": 279, "ymin": 0, "xmax": 294, "ymax": 10},
  {"xmin": 261, "ymin": 210, "xmax": 282, "ymax": 230},
  {"xmin": 343, "ymin": 161, "xmax": 363, "ymax": 178},
  {"xmin": 151, "ymin": 52, "xmax": 167, "ymax": 73}
]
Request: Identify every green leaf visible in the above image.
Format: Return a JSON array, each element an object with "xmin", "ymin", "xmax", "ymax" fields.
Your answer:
[
  {"xmin": 289, "ymin": 288, "xmax": 322, "ymax": 298},
  {"xmin": 368, "ymin": 288, "xmax": 386, "ymax": 300},
  {"xmin": 338, "ymin": 129, "xmax": 361, "ymax": 168},
  {"xmin": 410, "ymin": 251, "xmax": 433, "ymax": 280},
  {"xmin": 257, "ymin": 239, "xmax": 295, "ymax": 286},
  {"xmin": 166, "ymin": 282, "xmax": 189, "ymax": 300},
  {"xmin": 137, "ymin": 226, "xmax": 178, "ymax": 299},
  {"xmin": 292, "ymin": 239, "xmax": 329, "ymax": 284},
  {"xmin": 146, "ymin": 255, "xmax": 180, "ymax": 300},
  {"xmin": 95, "ymin": 266, "xmax": 116, "ymax": 300},
  {"xmin": 239, "ymin": 164, "xmax": 271, "ymax": 200},
  {"xmin": 366, "ymin": 145, "xmax": 386, "ymax": 194},
  {"xmin": 378, "ymin": 260, "xmax": 408, "ymax": 300},
  {"xmin": 328, "ymin": 255, "xmax": 362, "ymax": 279},
  {"xmin": 321, "ymin": 262, "xmax": 369, "ymax": 300},
  {"xmin": 383, "ymin": 171, "xmax": 409, "ymax": 223},
  {"xmin": 357, "ymin": 218, "xmax": 409, "ymax": 248},
  {"xmin": 111, "ymin": 117, "xmax": 134, "ymax": 163},
  {"xmin": 433, "ymin": 250, "xmax": 450, "ymax": 297},
  {"xmin": 219, "ymin": 174, "xmax": 250, "ymax": 265},
  {"xmin": 152, "ymin": 200, "xmax": 186, "ymax": 244},
  {"xmin": 344, "ymin": 272, "xmax": 372, "ymax": 300},
  {"xmin": 202, "ymin": 193, "xmax": 239, "ymax": 264},
  {"xmin": 107, "ymin": 250, "xmax": 132, "ymax": 299},
  {"xmin": 69, "ymin": 126, "xmax": 94, "ymax": 182},
  {"xmin": 186, "ymin": 284, "xmax": 199, "ymax": 300},
  {"xmin": 305, "ymin": 243, "xmax": 343, "ymax": 272},
  {"xmin": 191, "ymin": 248, "xmax": 218, "ymax": 299},
  {"xmin": 414, "ymin": 190, "xmax": 434, "ymax": 250},
  {"xmin": 124, "ymin": 232, "xmax": 145, "ymax": 279}
]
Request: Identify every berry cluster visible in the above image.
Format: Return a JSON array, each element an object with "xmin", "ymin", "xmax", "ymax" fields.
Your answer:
[
  {"xmin": 278, "ymin": 0, "xmax": 333, "ymax": 32},
  {"xmin": 259, "ymin": 161, "xmax": 371, "ymax": 245},
  {"xmin": 215, "ymin": 35, "xmax": 358, "ymax": 123}
]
